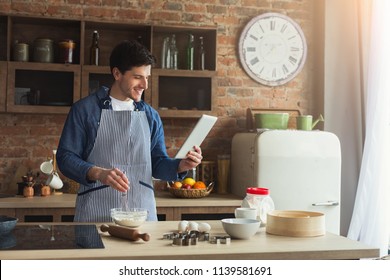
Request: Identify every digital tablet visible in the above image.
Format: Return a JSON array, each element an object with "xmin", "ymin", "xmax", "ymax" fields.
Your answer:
[{"xmin": 175, "ymin": 114, "xmax": 218, "ymax": 159}]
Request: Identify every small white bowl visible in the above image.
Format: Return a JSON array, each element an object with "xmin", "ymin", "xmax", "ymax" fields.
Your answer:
[
  {"xmin": 110, "ymin": 208, "xmax": 148, "ymax": 228},
  {"xmin": 221, "ymin": 218, "xmax": 260, "ymax": 239}
]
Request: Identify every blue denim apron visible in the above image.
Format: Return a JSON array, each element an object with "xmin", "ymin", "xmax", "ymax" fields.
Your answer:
[{"xmin": 74, "ymin": 110, "xmax": 156, "ymax": 222}]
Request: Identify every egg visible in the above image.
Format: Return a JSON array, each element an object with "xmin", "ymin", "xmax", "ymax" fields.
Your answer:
[
  {"xmin": 198, "ymin": 222, "xmax": 211, "ymax": 232},
  {"xmin": 188, "ymin": 221, "xmax": 199, "ymax": 231},
  {"xmin": 178, "ymin": 220, "xmax": 189, "ymax": 232}
]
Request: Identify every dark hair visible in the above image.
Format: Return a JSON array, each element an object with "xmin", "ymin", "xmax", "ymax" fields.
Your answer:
[{"xmin": 109, "ymin": 40, "xmax": 156, "ymax": 74}]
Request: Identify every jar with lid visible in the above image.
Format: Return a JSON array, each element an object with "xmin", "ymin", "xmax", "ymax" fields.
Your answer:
[
  {"xmin": 33, "ymin": 38, "xmax": 54, "ymax": 63},
  {"xmin": 241, "ymin": 187, "xmax": 275, "ymax": 225},
  {"xmin": 13, "ymin": 42, "xmax": 29, "ymax": 62},
  {"xmin": 58, "ymin": 39, "xmax": 76, "ymax": 64}
]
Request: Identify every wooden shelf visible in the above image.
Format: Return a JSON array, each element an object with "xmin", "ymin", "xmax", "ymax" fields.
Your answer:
[{"xmin": 0, "ymin": 14, "xmax": 217, "ymax": 117}]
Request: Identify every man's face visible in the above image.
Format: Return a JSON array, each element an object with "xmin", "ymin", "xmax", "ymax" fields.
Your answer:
[{"xmin": 113, "ymin": 65, "xmax": 151, "ymax": 102}]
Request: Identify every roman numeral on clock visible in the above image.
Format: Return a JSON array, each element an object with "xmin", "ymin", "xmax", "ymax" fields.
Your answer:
[
  {"xmin": 270, "ymin": 20, "xmax": 275, "ymax": 31},
  {"xmin": 282, "ymin": 64, "xmax": 289, "ymax": 74},
  {"xmin": 289, "ymin": 56, "xmax": 297, "ymax": 65},
  {"xmin": 281, "ymin": 24, "xmax": 287, "ymax": 33},
  {"xmin": 250, "ymin": 57, "xmax": 259, "ymax": 65}
]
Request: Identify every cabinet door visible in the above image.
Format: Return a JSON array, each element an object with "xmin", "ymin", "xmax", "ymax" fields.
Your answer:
[{"xmin": 7, "ymin": 62, "xmax": 81, "ymax": 114}]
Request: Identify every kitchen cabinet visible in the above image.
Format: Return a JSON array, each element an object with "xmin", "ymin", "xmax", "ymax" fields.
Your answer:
[
  {"xmin": 7, "ymin": 61, "xmax": 81, "ymax": 113},
  {"xmin": 151, "ymin": 25, "xmax": 217, "ymax": 117},
  {"xmin": 0, "ymin": 14, "xmax": 217, "ymax": 117}
]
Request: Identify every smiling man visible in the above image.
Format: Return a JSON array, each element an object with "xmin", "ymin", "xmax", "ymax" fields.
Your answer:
[{"xmin": 56, "ymin": 40, "xmax": 203, "ymax": 222}]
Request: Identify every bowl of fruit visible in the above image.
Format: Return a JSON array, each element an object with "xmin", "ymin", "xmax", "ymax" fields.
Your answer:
[{"xmin": 167, "ymin": 178, "xmax": 213, "ymax": 199}]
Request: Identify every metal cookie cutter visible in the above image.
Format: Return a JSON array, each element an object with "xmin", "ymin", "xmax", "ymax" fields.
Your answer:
[
  {"xmin": 210, "ymin": 235, "xmax": 231, "ymax": 245},
  {"xmin": 164, "ymin": 230, "xmax": 210, "ymax": 246},
  {"xmin": 163, "ymin": 232, "xmax": 179, "ymax": 240},
  {"xmin": 172, "ymin": 235, "xmax": 198, "ymax": 246}
]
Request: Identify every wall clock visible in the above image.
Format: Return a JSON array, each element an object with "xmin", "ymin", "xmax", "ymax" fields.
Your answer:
[{"xmin": 238, "ymin": 12, "xmax": 307, "ymax": 86}]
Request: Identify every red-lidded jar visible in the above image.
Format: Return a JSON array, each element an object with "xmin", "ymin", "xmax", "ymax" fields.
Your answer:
[
  {"xmin": 241, "ymin": 187, "xmax": 275, "ymax": 225},
  {"xmin": 58, "ymin": 39, "xmax": 76, "ymax": 64}
]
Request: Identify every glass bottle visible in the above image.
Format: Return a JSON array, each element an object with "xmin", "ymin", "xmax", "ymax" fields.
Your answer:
[
  {"xmin": 198, "ymin": 36, "xmax": 205, "ymax": 70},
  {"xmin": 161, "ymin": 36, "xmax": 170, "ymax": 69},
  {"xmin": 90, "ymin": 30, "xmax": 100, "ymax": 66},
  {"xmin": 169, "ymin": 34, "xmax": 178, "ymax": 70},
  {"xmin": 186, "ymin": 33, "xmax": 194, "ymax": 70}
]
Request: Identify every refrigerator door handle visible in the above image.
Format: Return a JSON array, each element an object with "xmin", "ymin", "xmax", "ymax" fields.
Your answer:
[{"xmin": 312, "ymin": 200, "xmax": 339, "ymax": 206}]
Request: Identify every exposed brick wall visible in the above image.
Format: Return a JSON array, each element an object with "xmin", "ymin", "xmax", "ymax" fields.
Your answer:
[{"xmin": 0, "ymin": 0, "xmax": 316, "ymax": 192}]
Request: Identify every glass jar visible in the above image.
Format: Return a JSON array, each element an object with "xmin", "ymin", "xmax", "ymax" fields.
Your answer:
[
  {"xmin": 33, "ymin": 38, "xmax": 54, "ymax": 63},
  {"xmin": 241, "ymin": 187, "xmax": 275, "ymax": 225},
  {"xmin": 58, "ymin": 39, "xmax": 75, "ymax": 64}
]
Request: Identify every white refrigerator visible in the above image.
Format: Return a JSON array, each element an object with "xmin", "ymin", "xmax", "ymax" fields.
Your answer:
[{"xmin": 231, "ymin": 130, "xmax": 341, "ymax": 234}]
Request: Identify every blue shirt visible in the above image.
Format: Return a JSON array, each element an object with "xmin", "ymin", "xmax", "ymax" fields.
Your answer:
[{"xmin": 57, "ymin": 86, "xmax": 184, "ymax": 187}]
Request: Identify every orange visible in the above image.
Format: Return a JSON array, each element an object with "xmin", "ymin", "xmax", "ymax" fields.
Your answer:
[
  {"xmin": 193, "ymin": 181, "xmax": 206, "ymax": 189},
  {"xmin": 172, "ymin": 181, "xmax": 182, "ymax": 189}
]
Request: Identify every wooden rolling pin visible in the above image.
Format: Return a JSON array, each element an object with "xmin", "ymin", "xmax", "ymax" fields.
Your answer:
[{"xmin": 100, "ymin": 224, "xmax": 151, "ymax": 242}]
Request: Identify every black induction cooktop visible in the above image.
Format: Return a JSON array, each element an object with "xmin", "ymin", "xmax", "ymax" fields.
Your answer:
[{"xmin": 0, "ymin": 224, "xmax": 104, "ymax": 250}]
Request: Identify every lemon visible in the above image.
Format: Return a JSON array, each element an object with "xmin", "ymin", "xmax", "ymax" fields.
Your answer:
[{"xmin": 182, "ymin": 177, "xmax": 196, "ymax": 186}]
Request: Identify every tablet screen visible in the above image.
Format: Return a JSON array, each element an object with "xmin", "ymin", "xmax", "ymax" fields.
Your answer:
[{"xmin": 175, "ymin": 114, "xmax": 218, "ymax": 159}]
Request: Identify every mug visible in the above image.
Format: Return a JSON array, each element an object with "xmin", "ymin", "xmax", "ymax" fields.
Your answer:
[
  {"xmin": 297, "ymin": 115, "xmax": 313, "ymax": 131},
  {"xmin": 234, "ymin": 207, "xmax": 257, "ymax": 219},
  {"xmin": 46, "ymin": 172, "xmax": 63, "ymax": 190},
  {"xmin": 40, "ymin": 159, "xmax": 53, "ymax": 175}
]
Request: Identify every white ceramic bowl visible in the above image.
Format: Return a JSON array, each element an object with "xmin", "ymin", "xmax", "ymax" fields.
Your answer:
[
  {"xmin": 110, "ymin": 208, "xmax": 148, "ymax": 228},
  {"xmin": 221, "ymin": 218, "xmax": 260, "ymax": 239}
]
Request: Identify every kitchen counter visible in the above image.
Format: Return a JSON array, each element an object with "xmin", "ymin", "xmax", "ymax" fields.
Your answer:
[
  {"xmin": 0, "ymin": 221, "xmax": 379, "ymax": 260},
  {"xmin": 0, "ymin": 192, "xmax": 242, "ymax": 221}
]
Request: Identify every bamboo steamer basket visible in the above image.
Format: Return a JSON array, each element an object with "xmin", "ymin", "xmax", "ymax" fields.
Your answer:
[{"xmin": 266, "ymin": 210, "xmax": 325, "ymax": 237}]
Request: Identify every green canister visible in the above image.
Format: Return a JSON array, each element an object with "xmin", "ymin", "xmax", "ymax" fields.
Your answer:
[
  {"xmin": 13, "ymin": 43, "xmax": 29, "ymax": 62},
  {"xmin": 33, "ymin": 38, "xmax": 54, "ymax": 63}
]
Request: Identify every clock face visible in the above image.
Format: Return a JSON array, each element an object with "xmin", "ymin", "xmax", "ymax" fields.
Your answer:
[{"xmin": 238, "ymin": 13, "xmax": 307, "ymax": 86}]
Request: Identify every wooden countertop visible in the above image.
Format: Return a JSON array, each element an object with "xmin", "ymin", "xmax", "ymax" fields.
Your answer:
[
  {"xmin": 0, "ymin": 221, "xmax": 379, "ymax": 260},
  {"xmin": 0, "ymin": 192, "xmax": 242, "ymax": 208}
]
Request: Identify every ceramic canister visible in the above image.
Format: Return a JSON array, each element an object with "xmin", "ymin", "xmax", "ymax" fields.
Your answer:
[
  {"xmin": 13, "ymin": 43, "xmax": 29, "ymax": 62},
  {"xmin": 33, "ymin": 38, "xmax": 54, "ymax": 63}
]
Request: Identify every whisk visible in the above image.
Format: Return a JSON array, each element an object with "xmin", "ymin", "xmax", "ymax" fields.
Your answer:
[{"xmin": 121, "ymin": 171, "xmax": 130, "ymax": 211}]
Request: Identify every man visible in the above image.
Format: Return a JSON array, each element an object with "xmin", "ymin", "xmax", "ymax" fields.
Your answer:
[{"xmin": 57, "ymin": 40, "xmax": 202, "ymax": 222}]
